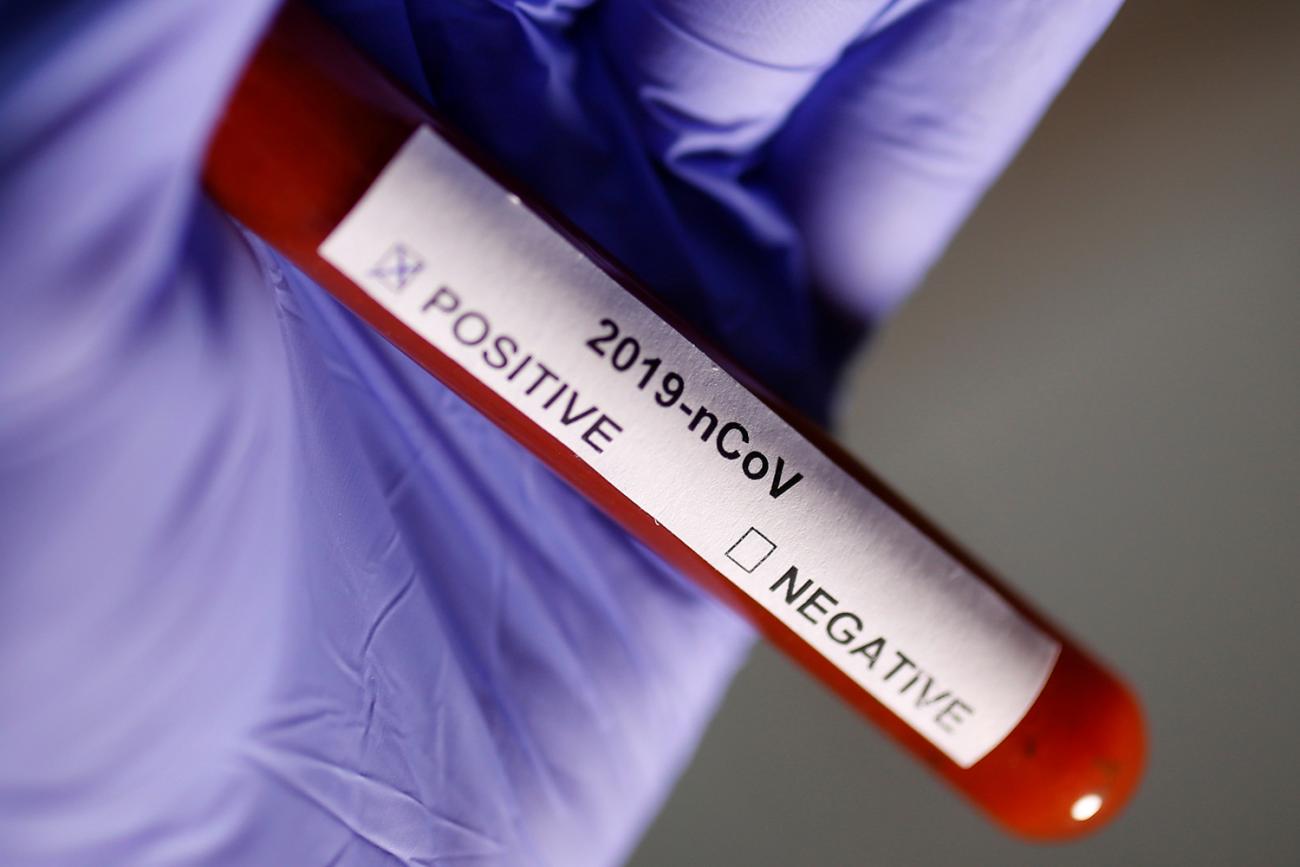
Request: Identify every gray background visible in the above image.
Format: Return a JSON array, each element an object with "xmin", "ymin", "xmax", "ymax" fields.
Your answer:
[{"xmin": 632, "ymin": 0, "xmax": 1299, "ymax": 864}]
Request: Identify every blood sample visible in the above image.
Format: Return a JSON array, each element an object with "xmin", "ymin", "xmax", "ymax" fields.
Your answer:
[{"xmin": 203, "ymin": 3, "xmax": 1145, "ymax": 839}]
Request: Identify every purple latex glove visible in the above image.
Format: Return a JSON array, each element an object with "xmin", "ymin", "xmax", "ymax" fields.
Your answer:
[{"xmin": 0, "ymin": 1, "xmax": 1120, "ymax": 864}]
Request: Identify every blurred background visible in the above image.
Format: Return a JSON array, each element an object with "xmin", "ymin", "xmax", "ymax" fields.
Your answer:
[{"xmin": 632, "ymin": 0, "xmax": 1299, "ymax": 864}]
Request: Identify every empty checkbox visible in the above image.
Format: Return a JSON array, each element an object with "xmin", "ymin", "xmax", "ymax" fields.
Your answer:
[{"xmin": 726, "ymin": 527, "xmax": 776, "ymax": 573}]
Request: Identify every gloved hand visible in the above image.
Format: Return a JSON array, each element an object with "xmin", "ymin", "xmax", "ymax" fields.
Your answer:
[{"xmin": 0, "ymin": 1, "xmax": 1121, "ymax": 864}]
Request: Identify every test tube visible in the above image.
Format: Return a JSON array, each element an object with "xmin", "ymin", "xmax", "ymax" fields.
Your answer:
[{"xmin": 203, "ymin": 2, "xmax": 1145, "ymax": 839}]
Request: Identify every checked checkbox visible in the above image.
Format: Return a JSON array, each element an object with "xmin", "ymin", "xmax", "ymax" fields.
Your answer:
[{"xmin": 368, "ymin": 242, "xmax": 425, "ymax": 292}]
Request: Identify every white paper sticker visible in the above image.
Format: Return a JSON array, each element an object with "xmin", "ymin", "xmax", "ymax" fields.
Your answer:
[{"xmin": 320, "ymin": 127, "xmax": 1060, "ymax": 768}]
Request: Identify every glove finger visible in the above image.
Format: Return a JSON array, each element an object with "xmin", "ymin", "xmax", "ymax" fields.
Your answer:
[
  {"xmin": 1, "ymin": 3, "xmax": 286, "ymax": 855},
  {"xmin": 766, "ymin": 0, "xmax": 1124, "ymax": 319},
  {"xmin": 0, "ymin": 205, "xmax": 305, "ymax": 863},
  {"xmin": 0, "ymin": 0, "xmax": 278, "ymax": 416},
  {"xmin": 595, "ymin": 0, "xmax": 894, "ymax": 168}
]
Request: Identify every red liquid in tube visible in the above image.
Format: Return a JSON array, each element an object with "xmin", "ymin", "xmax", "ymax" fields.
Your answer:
[{"xmin": 203, "ymin": 3, "xmax": 1145, "ymax": 839}]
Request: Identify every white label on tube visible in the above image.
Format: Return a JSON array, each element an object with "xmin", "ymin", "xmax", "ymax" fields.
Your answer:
[{"xmin": 320, "ymin": 127, "xmax": 1060, "ymax": 768}]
